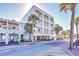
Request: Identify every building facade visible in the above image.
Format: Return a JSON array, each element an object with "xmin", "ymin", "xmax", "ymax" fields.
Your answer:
[
  {"xmin": 0, "ymin": 5, "xmax": 55, "ymax": 45},
  {"xmin": 21, "ymin": 5, "xmax": 55, "ymax": 42},
  {"xmin": 0, "ymin": 18, "xmax": 28, "ymax": 45}
]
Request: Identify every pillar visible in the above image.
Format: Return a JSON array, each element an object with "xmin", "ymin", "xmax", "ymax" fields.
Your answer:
[
  {"xmin": 18, "ymin": 34, "xmax": 21, "ymax": 44},
  {"xmin": 5, "ymin": 34, "xmax": 9, "ymax": 45},
  {"xmin": 49, "ymin": 36, "xmax": 51, "ymax": 39},
  {"xmin": 34, "ymin": 36, "xmax": 37, "ymax": 42},
  {"xmin": 0, "ymin": 34, "xmax": 2, "ymax": 42}
]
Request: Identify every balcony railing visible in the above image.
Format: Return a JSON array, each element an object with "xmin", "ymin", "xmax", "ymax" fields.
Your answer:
[{"xmin": 0, "ymin": 26, "xmax": 19, "ymax": 31}]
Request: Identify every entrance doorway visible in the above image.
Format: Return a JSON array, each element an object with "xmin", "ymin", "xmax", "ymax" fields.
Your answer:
[
  {"xmin": 9, "ymin": 33, "xmax": 19, "ymax": 45},
  {"xmin": 0, "ymin": 33, "xmax": 6, "ymax": 46}
]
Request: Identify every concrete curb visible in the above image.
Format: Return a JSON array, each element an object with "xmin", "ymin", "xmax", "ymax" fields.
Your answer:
[{"xmin": 61, "ymin": 47, "xmax": 73, "ymax": 56}]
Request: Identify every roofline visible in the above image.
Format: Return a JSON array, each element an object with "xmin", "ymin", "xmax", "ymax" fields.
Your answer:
[
  {"xmin": 32, "ymin": 5, "xmax": 54, "ymax": 19},
  {"xmin": 20, "ymin": 5, "xmax": 55, "ymax": 21},
  {"xmin": 0, "ymin": 18, "xmax": 19, "ymax": 24},
  {"xmin": 20, "ymin": 5, "xmax": 33, "ymax": 21}
]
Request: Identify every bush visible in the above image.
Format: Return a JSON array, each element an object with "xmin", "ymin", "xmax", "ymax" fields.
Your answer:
[{"xmin": 20, "ymin": 38, "xmax": 25, "ymax": 42}]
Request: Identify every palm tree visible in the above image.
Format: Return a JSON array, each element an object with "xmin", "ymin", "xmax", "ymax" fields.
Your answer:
[
  {"xmin": 59, "ymin": 3, "xmax": 76, "ymax": 49},
  {"xmin": 61, "ymin": 31, "xmax": 66, "ymax": 39},
  {"xmin": 28, "ymin": 14, "xmax": 39, "ymax": 43},
  {"xmin": 54, "ymin": 24, "xmax": 63, "ymax": 40},
  {"xmin": 61, "ymin": 30, "xmax": 70, "ymax": 39},
  {"xmin": 74, "ymin": 16, "xmax": 79, "ymax": 40},
  {"xmin": 24, "ymin": 23, "xmax": 33, "ymax": 43},
  {"xmin": 28, "ymin": 14, "xmax": 39, "ymax": 25}
]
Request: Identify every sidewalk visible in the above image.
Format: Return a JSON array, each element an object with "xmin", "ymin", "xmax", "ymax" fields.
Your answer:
[
  {"xmin": 60, "ymin": 41, "xmax": 79, "ymax": 56},
  {"xmin": 38, "ymin": 47, "xmax": 72, "ymax": 56},
  {"xmin": 0, "ymin": 44, "xmax": 29, "ymax": 51}
]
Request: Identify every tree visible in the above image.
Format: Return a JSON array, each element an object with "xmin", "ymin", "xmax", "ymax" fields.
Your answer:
[
  {"xmin": 24, "ymin": 23, "xmax": 33, "ymax": 43},
  {"xmin": 28, "ymin": 14, "xmax": 39, "ymax": 25},
  {"xmin": 59, "ymin": 3, "xmax": 76, "ymax": 49},
  {"xmin": 61, "ymin": 30, "xmax": 70, "ymax": 39},
  {"xmin": 61, "ymin": 31, "xmax": 66, "ymax": 39},
  {"xmin": 74, "ymin": 16, "xmax": 79, "ymax": 40},
  {"xmin": 54, "ymin": 24, "xmax": 63, "ymax": 40},
  {"xmin": 28, "ymin": 14, "xmax": 39, "ymax": 43}
]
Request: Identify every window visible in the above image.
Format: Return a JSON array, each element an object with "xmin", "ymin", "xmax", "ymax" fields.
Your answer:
[
  {"xmin": 1, "ymin": 25, "xmax": 7, "ymax": 29},
  {"xmin": 0, "ymin": 25, "xmax": 1, "ymax": 27},
  {"xmin": 44, "ymin": 21, "xmax": 49, "ymax": 27},
  {"xmin": 44, "ymin": 29, "xmax": 49, "ymax": 34},
  {"xmin": 35, "ymin": 10, "xmax": 42, "ymax": 18},
  {"xmin": 10, "ymin": 36, "xmax": 14, "ymax": 40},
  {"xmin": 12, "ymin": 26, "xmax": 16, "ymax": 29},
  {"xmin": 38, "ymin": 29, "xmax": 40, "ymax": 32},
  {"xmin": 37, "ymin": 20, "xmax": 42, "ymax": 26},
  {"xmin": 50, "ymin": 18, "xmax": 54, "ymax": 23},
  {"xmin": 44, "ymin": 15, "xmax": 48, "ymax": 20},
  {"xmin": 38, "ymin": 28, "xmax": 42, "ymax": 33},
  {"xmin": 51, "ymin": 30, "xmax": 53, "ymax": 34},
  {"xmin": 50, "ymin": 24, "xmax": 53, "ymax": 28},
  {"xmin": 2, "ymin": 35, "xmax": 6, "ymax": 40},
  {"xmin": 1, "ymin": 34, "xmax": 6, "ymax": 42},
  {"xmin": 0, "ymin": 25, "xmax": 1, "ymax": 29}
]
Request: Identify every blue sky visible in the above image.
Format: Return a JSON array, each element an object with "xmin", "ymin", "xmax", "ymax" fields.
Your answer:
[{"xmin": 0, "ymin": 3, "xmax": 79, "ymax": 32}]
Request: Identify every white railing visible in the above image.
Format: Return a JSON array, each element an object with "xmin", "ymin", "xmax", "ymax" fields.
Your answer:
[{"xmin": 0, "ymin": 26, "xmax": 19, "ymax": 31}]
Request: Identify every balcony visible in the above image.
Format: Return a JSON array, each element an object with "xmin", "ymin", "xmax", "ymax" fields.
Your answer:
[
  {"xmin": 50, "ymin": 24, "xmax": 54, "ymax": 29},
  {"xmin": 0, "ymin": 23, "xmax": 19, "ymax": 31},
  {"xmin": 8, "ymin": 26, "xmax": 19, "ymax": 31},
  {"xmin": 35, "ymin": 10, "xmax": 42, "ymax": 18},
  {"xmin": 50, "ymin": 18, "xmax": 54, "ymax": 24},
  {"xmin": 0, "ymin": 19, "xmax": 19, "ymax": 33},
  {"xmin": 44, "ymin": 14, "xmax": 49, "ymax": 21}
]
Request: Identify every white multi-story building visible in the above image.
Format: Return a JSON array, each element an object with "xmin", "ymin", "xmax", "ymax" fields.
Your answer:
[
  {"xmin": 21, "ymin": 5, "xmax": 54, "ymax": 42},
  {"xmin": 0, "ymin": 5, "xmax": 54, "ymax": 46}
]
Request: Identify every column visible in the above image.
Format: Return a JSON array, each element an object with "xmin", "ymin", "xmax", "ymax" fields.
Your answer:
[
  {"xmin": 7, "ymin": 20, "xmax": 9, "ymax": 30},
  {"xmin": 34, "ymin": 36, "xmax": 37, "ymax": 42},
  {"xmin": 5, "ymin": 34, "xmax": 9, "ymax": 45},
  {"xmin": 49, "ymin": 17, "xmax": 51, "ymax": 38},
  {"xmin": 31, "ymin": 35, "xmax": 34, "ymax": 43},
  {"xmin": 0, "ymin": 34, "xmax": 1, "ymax": 42},
  {"xmin": 18, "ymin": 34, "xmax": 21, "ymax": 44},
  {"xmin": 49, "ymin": 36, "xmax": 51, "ymax": 39}
]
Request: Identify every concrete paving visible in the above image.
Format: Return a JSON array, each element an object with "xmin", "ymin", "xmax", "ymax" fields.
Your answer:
[{"xmin": 0, "ymin": 40, "xmax": 72, "ymax": 56}]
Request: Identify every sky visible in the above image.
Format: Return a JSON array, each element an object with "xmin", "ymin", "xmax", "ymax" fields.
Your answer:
[{"xmin": 0, "ymin": 3, "xmax": 79, "ymax": 32}]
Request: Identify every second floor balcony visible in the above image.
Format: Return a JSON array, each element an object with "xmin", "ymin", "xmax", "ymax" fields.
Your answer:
[{"xmin": 0, "ymin": 21, "xmax": 19, "ymax": 31}]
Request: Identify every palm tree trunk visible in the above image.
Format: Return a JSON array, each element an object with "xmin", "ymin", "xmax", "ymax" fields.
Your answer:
[
  {"xmin": 56, "ymin": 32, "xmax": 58, "ymax": 40},
  {"xmin": 29, "ymin": 33, "xmax": 31, "ymax": 42},
  {"xmin": 76, "ymin": 23, "xmax": 78, "ymax": 40},
  {"xmin": 64, "ymin": 34, "xmax": 66, "ymax": 39},
  {"xmin": 69, "ymin": 7, "xmax": 75, "ymax": 49},
  {"xmin": 58, "ymin": 33, "xmax": 60, "ymax": 40},
  {"xmin": 57, "ymin": 33, "xmax": 59, "ymax": 40},
  {"xmin": 32, "ymin": 23, "xmax": 35, "ymax": 43}
]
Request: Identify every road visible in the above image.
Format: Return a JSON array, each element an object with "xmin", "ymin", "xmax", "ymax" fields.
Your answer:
[{"xmin": 0, "ymin": 40, "xmax": 72, "ymax": 56}]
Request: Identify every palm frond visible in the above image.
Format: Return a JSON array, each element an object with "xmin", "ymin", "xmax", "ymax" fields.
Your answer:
[
  {"xmin": 28, "ymin": 14, "xmax": 39, "ymax": 23},
  {"xmin": 74, "ymin": 16, "xmax": 79, "ymax": 24},
  {"xmin": 60, "ymin": 3, "xmax": 70, "ymax": 12},
  {"xmin": 24, "ymin": 23, "xmax": 33, "ymax": 34}
]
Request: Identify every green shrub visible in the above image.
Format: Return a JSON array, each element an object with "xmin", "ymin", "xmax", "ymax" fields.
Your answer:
[{"xmin": 20, "ymin": 38, "xmax": 25, "ymax": 42}]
